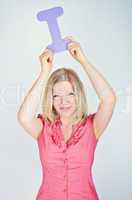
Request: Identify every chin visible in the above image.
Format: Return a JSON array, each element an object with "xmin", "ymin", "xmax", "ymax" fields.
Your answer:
[
  {"xmin": 60, "ymin": 110, "xmax": 76, "ymax": 117},
  {"xmin": 55, "ymin": 107, "xmax": 77, "ymax": 117}
]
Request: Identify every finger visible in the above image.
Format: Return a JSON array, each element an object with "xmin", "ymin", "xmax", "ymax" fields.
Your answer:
[
  {"xmin": 68, "ymin": 41, "xmax": 80, "ymax": 48},
  {"xmin": 40, "ymin": 49, "xmax": 48, "ymax": 57},
  {"xmin": 43, "ymin": 48, "xmax": 50, "ymax": 53},
  {"xmin": 40, "ymin": 51, "xmax": 48, "ymax": 58},
  {"xmin": 40, "ymin": 50, "xmax": 53, "ymax": 61},
  {"xmin": 42, "ymin": 48, "xmax": 53, "ymax": 55},
  {"xmin": 68, "ymin": 45, "xmax": 80, "ymax": 52},
  {"xmin": 68, "ymin": 41, "xmax": 80, "ymax": 46},
  {"xmin": 64, "ymin": 36, "xmax": 74, "ymax": 40},
  {"xmin": 64, "ymin": 36, "xmax": 76, "ymax": 42},
  {"xmin": 46, "ymin": 48, "xmax": 53, "ymax": 53},
  {"xmin": 43, "ymin": 49, "xmax": 53, "ymax": 58}
]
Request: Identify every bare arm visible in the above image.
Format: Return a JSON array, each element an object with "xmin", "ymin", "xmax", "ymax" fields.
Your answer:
[
  {"xmin": 67, "ymin": 36, "xmax": 116, "ymax": 139},
  {"xmin": 17, "ymin": 49, "xmax": 53, "ymax": 139},
  {"xmin": 81, "ymin": 61, "xmax": 116, "ymax": 102},
  {"xmin": 17, "ymin": 70, "xmax": 50, "ymax": 121},
  {"xmin": 81, "ymin": 60, "xmax": 116, "ymax": 139}
]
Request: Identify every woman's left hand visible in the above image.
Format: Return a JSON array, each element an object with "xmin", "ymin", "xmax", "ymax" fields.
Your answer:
[{"xmin": 65, "ymin": 36, "xmax": 87, "ymax": 64}]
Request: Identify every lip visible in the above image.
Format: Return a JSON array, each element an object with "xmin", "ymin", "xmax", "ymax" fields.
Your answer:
[{"xmin": 60, "ymin": 106, "xmax": 71, "ymax": 110}]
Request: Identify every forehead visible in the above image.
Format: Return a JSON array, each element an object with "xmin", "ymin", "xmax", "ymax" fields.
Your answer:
[{"xmin": 53, "ymin": 81, "xmax": 73, "ymax": 93}]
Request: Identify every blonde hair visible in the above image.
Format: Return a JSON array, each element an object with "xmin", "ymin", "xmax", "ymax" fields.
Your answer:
[{"xmin": 42, "ymin": 68, "xmax": 88, "ymax": 123}]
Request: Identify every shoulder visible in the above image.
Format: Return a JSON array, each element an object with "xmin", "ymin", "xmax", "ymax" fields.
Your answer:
[
  {"xmin": 88, "ymin": 112, "xmax": 96, "ymax": 122},
  {"xmin": 37, "ymin": 113, "xmax": 45, "ymax": 124},
  {"xmin": 36, "ymin": 113, "xmax": 51, "ymax": 141},
  {"xmin": 37, "ymin": 113, "xmax": 51, "ymax": 125},
  {"xmin": 86, "ymin": 112, "xmax": 99, "ymax": 141},
  {"xmin": 84, "ymin": 112, "xmax": 96, "ymax": 123}
]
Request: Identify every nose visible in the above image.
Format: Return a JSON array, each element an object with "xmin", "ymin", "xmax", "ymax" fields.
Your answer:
[{"xmin": 60, "ymin": 96, "xmax": 70, "ymax": 104}]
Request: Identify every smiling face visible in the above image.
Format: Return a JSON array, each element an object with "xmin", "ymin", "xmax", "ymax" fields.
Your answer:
[{"xmin": 52, "ymin": 81, "xmax": 77, "ymax": 119}]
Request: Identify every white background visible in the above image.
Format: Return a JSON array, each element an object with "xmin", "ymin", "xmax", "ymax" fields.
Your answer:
[{"xmin": 0, "ymin": 0, "xmax": 131, "ymax": 199}]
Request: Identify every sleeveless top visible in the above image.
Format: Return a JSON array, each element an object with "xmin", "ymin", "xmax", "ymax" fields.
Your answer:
[{"xmin": 36, "ymin": 113, "xmax": 99, "ymax": 200}]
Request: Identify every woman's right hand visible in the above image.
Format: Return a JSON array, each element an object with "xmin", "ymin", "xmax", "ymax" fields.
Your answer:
[{"xmin": 39, "ymin": 48, "xmax": 54, "ymax": 72}]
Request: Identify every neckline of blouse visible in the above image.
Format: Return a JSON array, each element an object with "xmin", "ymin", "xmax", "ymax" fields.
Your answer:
[{"xmin": 50, "ymin": 115, "xmax": 88, "ymax": 148}]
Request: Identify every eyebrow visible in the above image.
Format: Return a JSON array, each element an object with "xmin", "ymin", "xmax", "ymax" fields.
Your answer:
[{"xmin": 53, "ymin": 91, "xmax": 75, "ymax": 95}]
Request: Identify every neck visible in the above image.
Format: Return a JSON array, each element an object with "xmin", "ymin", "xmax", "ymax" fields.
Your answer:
[
  {"xmin": 60, "ymin": 114, "xmax": 79, "ymax": 127},
  {"xmin": 61, "ymin": 117, "xmax": 74, "ymax": 126}
]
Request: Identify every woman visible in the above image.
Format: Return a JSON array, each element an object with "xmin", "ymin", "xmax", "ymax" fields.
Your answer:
[{"xmin": 17, "ymin": 36, "xmax": 116, "ymax": 200}]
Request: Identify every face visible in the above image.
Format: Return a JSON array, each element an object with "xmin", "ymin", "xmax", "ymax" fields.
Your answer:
[{"xmin": 52, "ymin": 81, "xmax": 77, "ymax": 118}]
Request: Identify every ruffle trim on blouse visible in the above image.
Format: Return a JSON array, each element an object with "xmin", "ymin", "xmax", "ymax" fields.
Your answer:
[
  {"xmin": 50, "ymin": 115, "xmax": 89, "ymax": 148},
  {"xmin": 37, "ymin": 113, "xmax": 96, "ymax": 148}
]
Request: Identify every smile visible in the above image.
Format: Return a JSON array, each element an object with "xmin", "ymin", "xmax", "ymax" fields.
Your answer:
[{"xmin": 60, "ymin": 106, "xmax": 71, "ymax": 111}]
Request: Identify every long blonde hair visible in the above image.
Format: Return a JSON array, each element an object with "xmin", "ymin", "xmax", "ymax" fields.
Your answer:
[{"xmin": 42, "ymin": 68, "xmax": 88, "ymax": 123}]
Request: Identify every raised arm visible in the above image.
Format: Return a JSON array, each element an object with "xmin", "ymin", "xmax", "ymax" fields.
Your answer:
[
  {"xmin": 17, "ymin": 49, "xmax": 53, "ymax": 139},
  {"xmin": 66, "ymin": 36, "xmax": 116, "ymax": 140}
]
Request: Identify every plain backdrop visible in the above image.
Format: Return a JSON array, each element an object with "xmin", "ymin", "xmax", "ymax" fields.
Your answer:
[{"xmin": 0, "ymin": 0, "xmax": 131, "ymax": 199}]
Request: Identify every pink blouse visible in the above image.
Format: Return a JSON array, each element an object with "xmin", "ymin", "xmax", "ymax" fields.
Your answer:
[{"xmin": 36, "ymin": 113, "xmax": 99, "ymax": 200}]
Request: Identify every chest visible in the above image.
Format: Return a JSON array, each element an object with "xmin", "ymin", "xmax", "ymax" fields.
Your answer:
[{"xmin": 61, "ymin": 126, "xmax": 73, "ymax": 142}]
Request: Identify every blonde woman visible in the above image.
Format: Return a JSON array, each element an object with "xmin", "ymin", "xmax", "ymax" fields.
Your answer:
[{"xmin": 17, "ymin": 36, "xmax": 116, "ymax": 200}]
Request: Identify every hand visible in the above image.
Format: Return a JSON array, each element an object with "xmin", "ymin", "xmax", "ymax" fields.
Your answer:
[
  {"xmin": 39, "ymin": 48, "xmax": 54, "ymax": 72},
  {"xmin": 65, "ymin": 36, "xmax": 87, "ymax": 64}
]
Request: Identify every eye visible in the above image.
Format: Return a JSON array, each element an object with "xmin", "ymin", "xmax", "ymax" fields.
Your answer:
[
  {"xmin": 69, "ymin": 92, "xmax": 75, "ymax": 95},
  {"xmin": 53, "ymin": 95, "xmax": 58, "ymax": 98}
]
